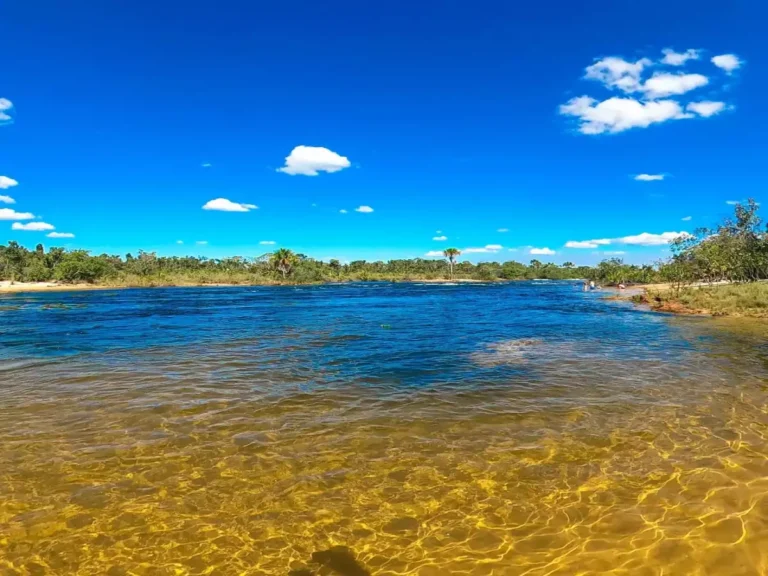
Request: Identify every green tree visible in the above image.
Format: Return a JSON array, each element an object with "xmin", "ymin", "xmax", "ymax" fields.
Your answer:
[
  {"xmin": 443, "ymin": 248, "xmax": 461, "ymax": 279},
  {"xmin": 270, "ymin": 249, "xmax": 298, "ymax": 280}
]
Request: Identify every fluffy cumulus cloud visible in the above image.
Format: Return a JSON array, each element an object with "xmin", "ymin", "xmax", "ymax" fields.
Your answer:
[
  {"xmin": 355, "ymin": 205, "xmax": 374, "ymax": 213},
  {"xmin": 0, "ymin": 195, "xmax": 14, "ymax": 204},
  {"xmin": 202, "ymin": 198, "xmax": 258, "ymax": 212},
  {"xmin": 425, "ymin": 250, "xmax": 445, "ymax": 257},
  {"xmin": 711, "ymin": 54, "xmax": 742, "ymax": 73},
  {"xmin": 47, "ymin": 232, "xmax": 74, "ymax": 239},
  {"xmin": 634, "ymin": 173, "xmax": 665, "ymax": 181},
  {"xmin": 0, "ymin": 176, "xmax": 18, "ymax": 189},
  {"xmin": 566, "ymin": 231, "xmax": 689, "ymax": 248},
  {"xmin": 561, "ymin": 50, "xmax": 741, "ymax": 135},
  {"xmin": 560, "ymin": 96, "xmax": 686, "ymax": 135},
  {"xmin": 259, "ymin": 240, "xmax": 276, "ymax": 245},
  {"xmin": 0, "ymin": 208, "xmax": 34, "ymax": 220},
  {"xmin": 585, "ymin": 57, "xmax": 652, "ymax": 93},
  {"xmin": 565, "ymin": 239, "xmax": 610, "ymax": 249},
  {"xmin": 530, "ymin": 247, "xmax": 555, "ymax": 255},
  {"xmin": 12, "ymin": 221, "xmax": 54, "ymax": 231},
  {"xmin": 464, "ymin": 244, "xmax": 503, "ymax": 254},
  {"xmin": 686, "ymin": 101, "xmax": 727, "ymax": 117},
  {"xmin": 0, "ymin": 98, "xmax": 13, "ymax": 123},
  {"xmin": 278, "ymin": 146, "xmax": 351, "ymax": 176},
  {"xmin": 661, "ymin": 48, "xmax": 700, "ymax": 66},
  {"xmin": 433, "ymin": 235, "xmax": 447, "ymax": 241},
  {"xmin": 618, "ymin": 231, "xmax": 690, "ymax": 246},
  {"xmin": 642, "ymin": 73, "xmax": 708, "ymax": 98}
]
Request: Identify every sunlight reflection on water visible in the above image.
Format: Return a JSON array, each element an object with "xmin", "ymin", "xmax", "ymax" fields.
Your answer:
[{"xmin": 1, "ymin": 283, "xmax": 767, "ymax": 575}]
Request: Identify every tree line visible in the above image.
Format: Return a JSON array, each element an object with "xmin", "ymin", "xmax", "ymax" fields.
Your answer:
[
  {"xmin": 1, "ymin": 201, "xmax": 762, "ymax": 287},
  {"xmin": 0, "ymin": 244, "xmax": 596, "ymax": 285}
]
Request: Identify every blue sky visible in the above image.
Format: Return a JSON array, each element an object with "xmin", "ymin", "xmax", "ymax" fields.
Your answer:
[{"xmin": 1, "ymin": 0, "xmax": 765, "ymax": 264}]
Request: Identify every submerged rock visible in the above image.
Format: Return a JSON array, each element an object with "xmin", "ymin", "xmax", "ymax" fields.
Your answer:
[{"xmin": 310, "ymin": 546, "xmax": 370, "ymax": 576}]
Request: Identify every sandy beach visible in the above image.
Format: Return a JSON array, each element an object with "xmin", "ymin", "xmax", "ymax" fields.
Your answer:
[{"xmin": 0, "ymin": 281, "xmax": 112, "ymax": 293}]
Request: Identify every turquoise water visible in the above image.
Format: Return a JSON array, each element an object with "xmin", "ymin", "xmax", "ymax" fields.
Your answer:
[{"xmin": 1, "ymin": 282, "xmax": 767, "ymax": 575}]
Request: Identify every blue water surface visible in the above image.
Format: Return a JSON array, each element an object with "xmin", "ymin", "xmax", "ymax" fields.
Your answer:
[{"xmin": 0, "ymin": 281, "xmax": 699, "ymax": 389}]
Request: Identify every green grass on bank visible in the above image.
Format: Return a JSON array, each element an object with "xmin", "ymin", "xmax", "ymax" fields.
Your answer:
[{"xmin": 642, "ymin": 282, "xmax": 768, "ymax": 317}]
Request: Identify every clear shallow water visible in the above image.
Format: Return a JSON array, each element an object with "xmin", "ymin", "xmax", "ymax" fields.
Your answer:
[{"xmin": 1, "ymin": 282, "xmax": 767, "ymax": 575}]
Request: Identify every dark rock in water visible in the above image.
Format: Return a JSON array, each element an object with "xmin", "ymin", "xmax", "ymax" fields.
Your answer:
[
  {"xmin": 382, "ymin": 516, "xmax": 419, "ymax": 534},
  {"xmin": 311, "ymin": 546, "xmax": 370, "ymax": 576}
]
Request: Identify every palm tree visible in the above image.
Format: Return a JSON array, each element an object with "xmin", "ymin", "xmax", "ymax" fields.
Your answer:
[
  {"xmin": 443, "ymin": 248, "xmax": 461, "ymax": 280},
  {"xmin": 270, "ymin": 248, "xmax": 298, "ymax": 280}
]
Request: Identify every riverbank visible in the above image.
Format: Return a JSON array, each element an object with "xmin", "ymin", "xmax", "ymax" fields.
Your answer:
[{"xmin": 607, "ymin": 282, "xmax": 768, "ymax": 318}]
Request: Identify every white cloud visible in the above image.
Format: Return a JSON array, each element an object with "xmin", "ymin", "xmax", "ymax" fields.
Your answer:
[
  {"xmin": 0, "ymin": 195, "xmax": 14, "ymax": 204},
  {"xmin": 463, "ymin": 244, "xmax": 503, "ymax": 254},
  {"xmin": 260, "ymin": 240, "xmax": 276, "ymax": 245},
  {"xmin": 604, "ymin": 251, "xmax": 627, "ymax": 255},
  {"xmin": 0, "ymin": 98, "xmax": 12, "ymax": 122},
  {"xmin": 725, "ymin": 200, "xmax": 739, "ymax": 205},
  {"xmin": 436, "ymin": 230, "xmax": 442, "ymax": 233},
  {"xmin": 634, "ymin": 173, "xmax": 665, "ymax": 181},
  {"xmin": 562, "ymin": 52, "xmax": 739, "ymax": 135},
  {"xmin": 176, "ymin": 240, "xmax": 184, "ymax": 244},
  {"xmin": 196, "ymin": 240, "xmax": 208, "ymax": 245},
  {"xmin": 425, "ymin": 250, "xmax": 445, "ymax": 257},
  {"xmin": 433, "ymin": 235, "xmax": 447, "ymax": 241},
  {"xmin": 201, "ymin": 162, "xmax": 212, "ymax": 168},
  {"xmin": 202, "ymin": 198, "xmax": 258, "ymax": 212},
  {"xmin": 682, "ymin": 216, "xmax": 692, "ymax": 221},
  {"xmin": 618, "ymin": 231, "xmax": 689, "ymax": 246},
  {"xmin": 0, "ymin": 208, "xmax": 34, "ymax": 221},
  {"xmin": 277, "ymin": 145, "xmax": 351, "ymax": 176},
  {"xmin": 12, "ymin": 221, "xmax": 55, "ymax": 231},
  {"xmin": 497, "ymin": 228, "xmax": 509, "ymax": 232},
  {"xmin": 565, "ymin": 239, "xmax": 610, "ymax": 249},
  {"xmin": 355, "ymin": 205, "xmax": 374, "ymax": 213},
  {"xmin": 711, "ymin": 54, "xmax": 742, "ymax": 73},
  {"xmin": 661, "ymin": 48, "xmax": 700, "ymax": 66},
  {"xmin": 0, "ymin": 176, "xmax": 18, "ymax": 189},
  {"xmin": 530, "ymin": 247, "xmax": 555, "ymax": 255},
  {"xmin": 686, "ymin": 101, "xmax": 727, "ymax": 117},
  {"xmin": 585, "ymin": 57, "xmax": 651, "ymax": 92},
  {"xmin": 47, "ymin": 232, "xmax": 74, "ymax": 239},
  {"xmin": 566, "ymin": 232, "xmax": 688, "ymax": 248},
  {"xmin": 642, "ymin": 73, "xmax": 708, "ymax": 98},
  {"xmin": 339, "ymin": 209, "xmax": 348, "ymax": 214},
  {"xmin": 560, "ymin": 96, "xmax": 686, "ymax": 135}
]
